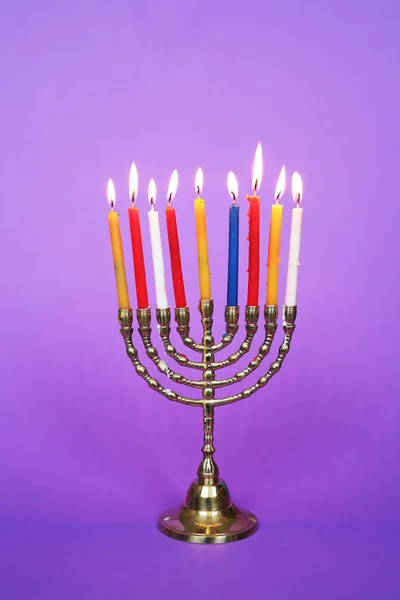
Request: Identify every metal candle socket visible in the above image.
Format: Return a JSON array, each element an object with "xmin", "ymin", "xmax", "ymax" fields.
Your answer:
[{"xmin": 118, "ymin": 300, "xmax": 297, "ymax": 544}]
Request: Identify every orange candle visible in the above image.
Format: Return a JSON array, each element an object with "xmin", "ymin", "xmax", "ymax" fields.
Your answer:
[
  {"xmin": 194, "ymin": 168, "xmax": 211, "ymax": 300},
  {"xmin": 107, "ymin": 178, "xmax": 130, "ymax": 309},
  {"xmin": 266, "ymin": 165, "xmax": 285, "ymax": 305}
]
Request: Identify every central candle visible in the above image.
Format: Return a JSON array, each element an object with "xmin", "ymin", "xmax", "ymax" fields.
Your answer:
[
  {"xmin": 194, "ymin": 167, "xmax": 211, "ymax": 300},
  {"xmin": 247, "ymin": 143, "xmax": 262, "ymax": 307}
]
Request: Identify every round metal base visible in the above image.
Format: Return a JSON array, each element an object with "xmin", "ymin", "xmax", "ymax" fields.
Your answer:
[{"xmin": 158, "ymin": 478, "xmax": 258, "ymax": 544}]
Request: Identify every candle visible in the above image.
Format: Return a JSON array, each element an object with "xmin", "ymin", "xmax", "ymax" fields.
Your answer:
[
  {"xmin": 227, "ymin": 171, "xmax": 239, "ymax": 306},
  {"xmin": 148, "ymin": 179, "xmax": 169, "ymax": 309},
  {"xmin": 266, "ymin": 165, "xmax": 285, "ymax": 305},
  {"xmin": 128, "ymin": 162, "xmax": 149, "ymax": 309},
  {"xmin": 247, "ymin": 143, "xmax": 262, "ymax": 306},
  {"xmin": 285, "ymin": 172, "xmax": 303, "ymax": 306},
  {"xmin": 107, "ymin": 178, "xmax": 130, "ymax": 309},
  {"xmin": 194, "ymin": 167, "xmax": 211, "ymax": 300},
  {"xmin": 165, "ymin": 169, "xmax": 187, "ymax": 308}
]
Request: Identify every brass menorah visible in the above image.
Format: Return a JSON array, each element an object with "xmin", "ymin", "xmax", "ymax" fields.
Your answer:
[{"xmin": 117, "ymin": 299, "xmax": 297, "ymax": 544}]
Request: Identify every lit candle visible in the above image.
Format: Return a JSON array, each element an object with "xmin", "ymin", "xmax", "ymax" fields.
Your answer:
[
  {"xmin": 227, "ymin": 171, "xmax": 239, "ymax": 306},
  {"xmin": 107, "ymin": 178, "xmax": 130, "ymax": 309},
  {"xmin": 194, "ymin": 168, "xmax": 211, "ymax": 300},
  {"xmin": 285, "ymin": 172, "xmax": 303, "ymax": 306},
  {"xmin": 247, "ymin": 143, "xmax": 262, "ymax": 307},
  {"xmin": 148, "ymin": 179, "xmax": 168, "ymax": 309},
  {"xmin": 128, "ymin": 162, "xmax": 149, "ymax": 309},
  {"xmin": 165, "ymin": 169, "xmax": 187, "ymax": 308},
  {"xmin": 266, "ymin": 165, "xmax": 285, "ymax": 306}
]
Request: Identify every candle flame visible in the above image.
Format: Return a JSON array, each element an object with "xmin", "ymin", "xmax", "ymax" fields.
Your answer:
[
  {"xmin": 275, "ymin": 165, "xmax": 286, "ymax": 202},
  {"xmin": 107, "ymin": 178, "xmax": 116, "ymax": 208},
  {"xmin": 167, "ymin": 169, "xmax": 179, "ymax": 203},
  {"xmin": 227, "ymin": 171, "xmax": 238, "ymax": 202},
  {"xmin": 252, "ymin": 142, "xmax": 263, "ymax": 193},
  {"xmin": 195, "ymin": 167, "xmax": 203, "ymax": 196},
  {"xmin": 129, "ymin": 162, "xmax": 138, "ymax": 202},
  {"xmin": 148, "ymin": 178, "xmax": 157, "ymax": 206},
  {"xmin": 292, "ymin": 172, "xmax": 303, "ymax": 205}
]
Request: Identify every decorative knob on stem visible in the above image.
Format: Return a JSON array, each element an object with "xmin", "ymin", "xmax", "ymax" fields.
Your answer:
[{"xmin": 198, "ymin": 403, "xmax": 219, "ymax": 484}]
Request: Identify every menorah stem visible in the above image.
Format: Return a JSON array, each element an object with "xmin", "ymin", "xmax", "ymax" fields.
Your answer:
[
  {"xmin": 198, "ymin": 403, "xmax": 219, "ymax": 484},
  {"xmin": 197, "ymin": 301, "xmax": 219, "ymax": 483}
]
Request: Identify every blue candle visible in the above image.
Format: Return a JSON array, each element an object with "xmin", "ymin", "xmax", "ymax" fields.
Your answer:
[{"xmin": 227, "ymin": 201, "xmax": 240, "ymax": 306}]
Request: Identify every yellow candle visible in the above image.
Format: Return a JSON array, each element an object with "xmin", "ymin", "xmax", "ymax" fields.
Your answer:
[
  {"xmin": 194, "ymin": 168, "xmax": 211, "ymax": 300},
  {"xmin": 107, "ymin": 179, "xmax": 130, "ymax": 309},
  {"xmin": 266, "ymin": 166, "xmax": 285, "ymax": 305}
]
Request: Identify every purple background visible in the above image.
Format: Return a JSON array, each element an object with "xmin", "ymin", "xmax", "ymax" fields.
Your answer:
[{"xmin": 1, "ymin": 0, "xmax": 400, "ymax": 597}]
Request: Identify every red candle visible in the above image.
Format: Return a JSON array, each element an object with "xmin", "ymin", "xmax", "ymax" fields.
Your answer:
[
  {"xmin": 128, "ymin": 163, "xmax": 149, "ymax": 308},
  {"xmin": 247, "ymin": 143, "xmax": 263, "ymax": 306},
  {"xmin": 165, "ymin": 170, "xmax": 187, "ymax": 308},
  {"xmin": 247, "ymin": 194, "xmax": 260, "ymax": 306}
]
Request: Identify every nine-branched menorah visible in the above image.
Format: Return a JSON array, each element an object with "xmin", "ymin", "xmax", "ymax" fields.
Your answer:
[{"xmin": 117, "ymin": 299, "xmax": 297, "ymax": 544}]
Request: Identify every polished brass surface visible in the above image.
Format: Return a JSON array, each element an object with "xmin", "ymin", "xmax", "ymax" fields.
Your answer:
[
  {"xmin": 158, "ymin": 478, "xmax": 258, "ymax": 544},
  {"xmin": 117, "ymin": 301, "xmax": 297, "ymax": 543}
]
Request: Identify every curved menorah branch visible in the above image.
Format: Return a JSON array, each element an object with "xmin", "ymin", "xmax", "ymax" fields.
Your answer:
[
  {"xmin": 175, "ymin": 303, "xmax": 240, "ymax": 353},
  {"xmin": 119, "ymin": 305, "xmax": 297, "ymax": 406},
  {"xmin": 156, "ymin": 305, "xmax": 260, "ymax": 371},
  {"xmin": 119, "ymin": 309, "xmax": 203, "ymax": 407},
  {"xmin": 142, "ymin": 305, "xmax": 277, "ymax": 390},
  {"xmin": 136, "ymin": 308, "xmax": 205, "ymax": 389},
  {"xmin": 211, "ymin": 306, "xmax": 297, "ymax": 406}
]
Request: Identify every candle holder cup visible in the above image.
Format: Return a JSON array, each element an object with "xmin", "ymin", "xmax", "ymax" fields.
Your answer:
[{"xmin": 118, "ymin": 299, "xmax": 297, "ymax": 544}]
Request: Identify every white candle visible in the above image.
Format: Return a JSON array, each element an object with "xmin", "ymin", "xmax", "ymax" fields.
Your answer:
[
  {"xmin": 285, "ymin": 172, "xmax": 303, "ymax": 306},
  {"xmin": 148, "ymin": 178, "xmax": 168, "ymax": 308}
]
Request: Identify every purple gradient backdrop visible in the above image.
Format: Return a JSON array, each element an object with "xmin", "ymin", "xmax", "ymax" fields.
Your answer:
[{"xmin": 1, "ymin": 0, "xmax": 400, "ymax": 597}]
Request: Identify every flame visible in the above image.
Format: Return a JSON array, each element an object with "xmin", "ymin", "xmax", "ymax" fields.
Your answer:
[
  {"xmin": 292, "ymin": 172, "xmax": 303, "ymax": 204},
  {"xmin": 252, "ymin": 142, "xmax": 263, "ymax": 193},
  {"xmin": 148, "ymin": 178, "xmax": 157, "ymax": 206},
  {"xmin": 195, "ymin": 167, "xmax": 203, "ymax": 195},
  {"xmin": 275, "ymin": 165, "xmax": 286, "ymax": 202},
  {"xmin": 227, "ymin": 171, "xmax": 238, "ymax": 201},
  {"xmin": 129, "ymin": 162, "xmax": 138, "ymax": 201},
  {"xmin": 107, "ymin": 178, "xmax": 116, "ymax": 207},
  {"xmin": 167, "ymin": 169, "xmax": 179, "ymax": 202}
]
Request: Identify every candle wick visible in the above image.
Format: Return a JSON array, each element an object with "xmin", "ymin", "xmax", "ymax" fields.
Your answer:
[
  {"xmin": 276, "ymin": 191, "xmax": 281, "ymax": 203},
  {"xmin": 168, "ymin": 193, "xmax": 172, "ymax": 205},
  {"xmin": 254, "ymin": 180, "xmax": 258, "ymax": 194},
  {"xmin": 296, "ymin": 193, "xmax": 301, "ymax": 206},
  {"xmin": 131, "ymin": 192, "xmax": 135, "ymax": 206},
  {"xmin": 231, "ymin": 191, "xmax": 236, "ymax": 204},
  {"xmin": 196, "ymin": 186, "xmax": 200, "ymax": 197},
  {"xmin": 110, "ymin": 200, "xmax": 114, "ymax": 211}
]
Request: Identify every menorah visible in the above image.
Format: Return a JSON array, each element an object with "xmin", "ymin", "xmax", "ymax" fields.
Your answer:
[
  {"xmin": 117, "ymin": 299, "xmax": 297, "ymax": 543},
  {"xmin": 108, "ymin": 145, "xmax": 304, "ymax": 543}
]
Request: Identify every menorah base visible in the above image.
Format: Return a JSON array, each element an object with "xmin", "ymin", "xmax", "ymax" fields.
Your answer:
[{"xmin": 158, "ymin": 478, "xmax": 258, "ymax": 544}]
